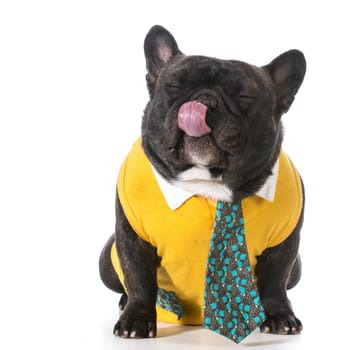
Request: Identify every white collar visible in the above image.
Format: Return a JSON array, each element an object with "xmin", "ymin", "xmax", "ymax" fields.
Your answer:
[{"xmin": 151, "ymin": 159, "xmax": 279, "ymax": 210}]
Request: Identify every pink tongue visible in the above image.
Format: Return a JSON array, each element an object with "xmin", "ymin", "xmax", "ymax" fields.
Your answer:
[{"xmin": 177, "ymin": 101, "xmax": 211, "ymax": 137}]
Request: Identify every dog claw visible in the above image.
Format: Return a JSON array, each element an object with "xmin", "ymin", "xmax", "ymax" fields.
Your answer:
[
  {"xmin": 130, "ymin": 331, "xmax": 136, "ymax": 338},
  {"xmin": 262, "ymin": 326, "xmax": 270, "ymax": 333}
]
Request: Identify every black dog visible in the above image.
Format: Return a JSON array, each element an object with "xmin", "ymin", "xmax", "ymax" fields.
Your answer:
[{"xmin": 99, "ymin": 25, "xmax": 306, "ymax": 340}]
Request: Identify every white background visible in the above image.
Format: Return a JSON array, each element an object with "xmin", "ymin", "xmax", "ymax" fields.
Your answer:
[{"xmin": 1, "ymin": 1, "xmax": 353, "ymax": 349}]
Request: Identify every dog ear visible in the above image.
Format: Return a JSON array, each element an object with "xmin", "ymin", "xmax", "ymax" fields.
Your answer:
[
  {"xmin": 264, "ymin": 50, "xmax": 306, "ymax": 117},
  {"xmin": 144, "ymin": 25, "xmax": 182, "ymax": 96}
]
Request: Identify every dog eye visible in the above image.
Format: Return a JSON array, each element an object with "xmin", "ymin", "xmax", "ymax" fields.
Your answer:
[
  {"xmin": 237, "ymin": 95, "xmax": 256, "ymax": 109},
  {"xmin": 164, "ymin": 84, "xmax": 186, "ymax": 92},
  {"xmin": 164, "ymin": 84, "xmax": 188, "ymax": 102}
]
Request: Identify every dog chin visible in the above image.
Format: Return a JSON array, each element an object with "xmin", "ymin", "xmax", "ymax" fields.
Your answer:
[{"xmin": 173, "ymin": 166, "xmax": 233, "ymax": 202}]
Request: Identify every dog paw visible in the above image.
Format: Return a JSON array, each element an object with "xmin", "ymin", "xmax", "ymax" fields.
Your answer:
[
  {"xmin": 113, "ymin": 304, "xmax": 156, "ymax": 339},
  {"xmin": 260, "ymin": 315, "xmax": 302, "ymax": 335}
]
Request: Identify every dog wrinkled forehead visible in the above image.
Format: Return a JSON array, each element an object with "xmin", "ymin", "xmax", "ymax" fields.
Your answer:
[{"xmin": 162, "ymin": 55, "xmax": 273, "ymax": 95}]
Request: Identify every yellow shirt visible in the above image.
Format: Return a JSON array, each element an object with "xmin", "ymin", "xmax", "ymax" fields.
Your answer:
[{"xmin": 111, "ymin": 138, "xmax": 303, "ymax": 325}]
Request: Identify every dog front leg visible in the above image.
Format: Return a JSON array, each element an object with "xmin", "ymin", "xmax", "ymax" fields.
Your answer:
[
  {"xmin": 113, "ymin": 196, "xmax": 160, "ymax": 339},
  {"xmin": 256, "ymin": 218, "xmax": 303, "ymax": 335}
]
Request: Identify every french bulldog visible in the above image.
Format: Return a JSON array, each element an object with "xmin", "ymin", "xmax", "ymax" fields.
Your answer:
[{"xmin": 99, "ymin": 25, "xmax": 306, "ymax": 340}]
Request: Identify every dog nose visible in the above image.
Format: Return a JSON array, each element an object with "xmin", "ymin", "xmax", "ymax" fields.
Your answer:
[{"xmin": 197, "ymin": 94, "xmax": 218, "ymax": 109}]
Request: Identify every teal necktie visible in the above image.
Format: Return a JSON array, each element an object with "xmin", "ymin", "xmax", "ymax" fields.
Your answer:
[
  {"xmin": 156, "ymin": 201, "xmax": 265, "ymax": 343},
  {"xmin": 203, "ymin": 201, "xmax": 266, "ymax": 343}
]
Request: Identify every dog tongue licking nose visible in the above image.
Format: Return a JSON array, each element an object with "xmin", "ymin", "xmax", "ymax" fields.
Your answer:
[{"xmin": 178, "ymin": 101, "xmax": 211, "ymax": 137}]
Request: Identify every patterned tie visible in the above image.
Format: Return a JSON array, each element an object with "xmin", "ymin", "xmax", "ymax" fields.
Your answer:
[
  {"xmin": 156, "ymin": 288, "xmax": 183, "ymax": 320},
  {"xmin": 203, "ymin": 201, "xmax": 266, "ymax": 343},
  {"xmin": 156, "ymin": 201, "xmax": 265, "ymax": 343}
]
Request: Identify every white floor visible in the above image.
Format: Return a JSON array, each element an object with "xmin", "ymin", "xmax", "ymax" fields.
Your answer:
[
  {"xmin": 96, "ymin": 322, "xmax": 337, "ymax": 350},
  {"xmin": 91, "ymin": 288, "xmax": 349, "ymax": 350},
  {"xmin": 100, "ymin": 323, "xmax": 309, "ymax": 350},
  {"xmin": 1, "ymin": 279, "xmax": 350, "ymax": 350}
]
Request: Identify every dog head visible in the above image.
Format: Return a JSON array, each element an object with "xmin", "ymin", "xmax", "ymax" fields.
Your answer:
[{"xmin": 141, "ymin": 25, "xmax": 306, "ymax": 201}]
